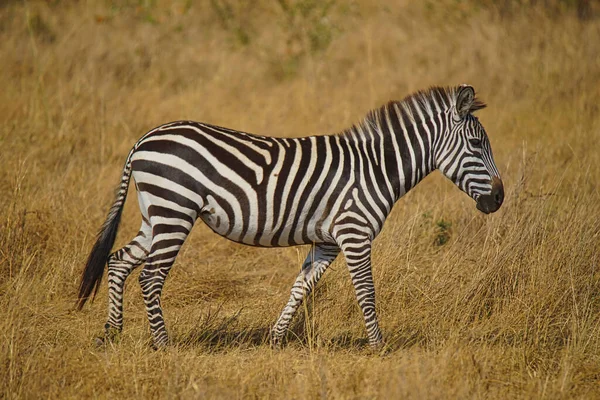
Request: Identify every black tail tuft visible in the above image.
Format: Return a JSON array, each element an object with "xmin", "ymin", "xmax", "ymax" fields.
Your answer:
[
  {"xmin": 78, "ymin": 148, "xmax": 134, "ymax": 310},
  {"xmin": 76, "ymin": 203, "xmax": 124, "ymax": 310}
]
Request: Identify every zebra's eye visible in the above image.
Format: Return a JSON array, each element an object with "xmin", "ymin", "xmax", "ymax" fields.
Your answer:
[{"xmin": 469, "ymin": 138, "xmax": 482, "ymax": 147}]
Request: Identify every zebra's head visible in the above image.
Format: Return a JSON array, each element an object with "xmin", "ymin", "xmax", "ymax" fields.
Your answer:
[{"xmin": 436, "ymin": 85, "xmax": 504, "ymax": 214}]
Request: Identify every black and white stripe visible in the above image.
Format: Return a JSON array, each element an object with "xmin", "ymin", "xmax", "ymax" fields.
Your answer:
[{"xmin": 77, "ymin": 85, "xmax": 504, "ymax": 348}]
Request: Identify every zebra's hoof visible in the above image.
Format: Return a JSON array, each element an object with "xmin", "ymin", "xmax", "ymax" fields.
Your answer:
[
  {"xmin": 369, "ymin": 341, "xmax": 388, "ymax": 355},
  {"xmin": 270, "ymin": 341, "xmax": 283, "ymax": 350},
  {"xmin": 103, "ymin": 324, "xmax": 122, "ymax": 344},
  {"xmin": 151, "ymin": 337, "xmax": 170, "ymax": 351},
  {"xmin": 270, "ymin": 333, "xmax": 284, "ymax": 350},
  {"xmin": 105, "ymin": 326, "xmax": 122, "ymax": 339}
]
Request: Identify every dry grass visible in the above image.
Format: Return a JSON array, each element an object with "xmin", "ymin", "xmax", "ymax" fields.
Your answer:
[{"xmin": 1, "ymin": 1, "xmax": 600, "ymax": 398}]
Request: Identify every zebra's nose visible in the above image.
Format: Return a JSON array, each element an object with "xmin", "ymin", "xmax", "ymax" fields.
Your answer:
[
  {"xmin": 476, "ymin": 176, "xmax": 504, "ymax": 214},
  {"xmin": 492, "ymin": 176, "xmax": 504, "ymax": 207}
]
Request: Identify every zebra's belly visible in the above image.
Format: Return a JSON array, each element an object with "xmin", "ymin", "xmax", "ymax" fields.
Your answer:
[{"xmin": 198, "ymin": 204, "xmax": 327, "ymax": 247}]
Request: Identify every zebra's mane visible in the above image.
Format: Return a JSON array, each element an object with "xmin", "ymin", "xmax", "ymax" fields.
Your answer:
[{"xmin": 348, "ymin": 86, "xmax": 486, "ymax": 137}]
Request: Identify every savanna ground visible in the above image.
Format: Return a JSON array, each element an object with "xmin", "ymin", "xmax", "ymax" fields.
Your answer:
[{"xmin": 1, "ymin": 0, "xmax": 600, "ymax": 398}]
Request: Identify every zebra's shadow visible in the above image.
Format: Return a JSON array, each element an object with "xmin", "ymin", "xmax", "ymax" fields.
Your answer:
[
  {"xmin": 173, "ymin": 306, "xmax": 271, "ymax": 350},
  {"xmin": 175, "ymin": 326, "xmax": 271, "ymax": 351},
  {"xmin": 175, "ymin": 324, "xmax": 419, "ymax": 353},
  {"xmin": 175, "ymin": 325, "xmax": 371, "ymax": 352},
  {"xmin": 172, "ymin": 306, "xmax": 421, "ymax": 353}
]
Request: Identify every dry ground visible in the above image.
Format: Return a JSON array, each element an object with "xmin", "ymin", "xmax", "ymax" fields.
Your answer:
[{"xmin": 1, "ymin": 1, "xmax": 600, "ymax": 398}]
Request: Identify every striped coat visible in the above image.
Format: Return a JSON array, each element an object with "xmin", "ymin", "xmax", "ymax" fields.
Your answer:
[{"xmin": 78, "ymin": 85, "xmax": 504, "ymax": 348}]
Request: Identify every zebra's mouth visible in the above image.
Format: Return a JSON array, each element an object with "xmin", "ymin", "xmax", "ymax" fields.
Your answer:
[{"xmin": 476, "ymin": 177, "xmax": 504, "ymax": 214}]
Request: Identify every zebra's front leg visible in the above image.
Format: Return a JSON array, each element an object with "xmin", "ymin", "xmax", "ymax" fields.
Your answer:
[
  {"xmin": 271, "ymin": 243, "xmax": 340, "ymax": 347},
  {"xmin": 338, "ymin": 238, "xmax": 383, "ymax": 348}
]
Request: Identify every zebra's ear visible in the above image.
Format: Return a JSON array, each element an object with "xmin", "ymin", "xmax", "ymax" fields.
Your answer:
[{"xmin": 456, "ymin": 85, "xmax": 475, "ymax": 119}]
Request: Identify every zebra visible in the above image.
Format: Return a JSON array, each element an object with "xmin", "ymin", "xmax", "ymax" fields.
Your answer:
[{"xmin": 77, "ymin": 85, "xmax": 504, "ymax": 349}]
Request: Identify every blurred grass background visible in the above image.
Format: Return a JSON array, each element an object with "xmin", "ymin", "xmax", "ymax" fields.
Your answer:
[{"xmin": 1, "ymin": 0, "xmax": 599, "ymax": 398}]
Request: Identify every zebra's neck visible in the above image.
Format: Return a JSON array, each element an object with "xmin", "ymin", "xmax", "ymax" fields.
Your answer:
[{"xmin": 341, "ymin": 99, "xmax": 447, "ymax": 206}]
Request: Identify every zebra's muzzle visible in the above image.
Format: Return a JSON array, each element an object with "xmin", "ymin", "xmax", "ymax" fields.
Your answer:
[{"xmin": 476, "ymin": 176, "xmax": 504, "ymax": 214}]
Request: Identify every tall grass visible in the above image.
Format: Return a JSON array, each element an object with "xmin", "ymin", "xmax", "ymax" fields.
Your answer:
[{"xmin": 1, "ymin": 1, "xmax": 599, "ymax": 398}]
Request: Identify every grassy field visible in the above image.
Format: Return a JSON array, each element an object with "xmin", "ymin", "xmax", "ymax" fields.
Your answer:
[{"xmin": 1, "ymin": 0, "xmax": 600, "ymax": 398}]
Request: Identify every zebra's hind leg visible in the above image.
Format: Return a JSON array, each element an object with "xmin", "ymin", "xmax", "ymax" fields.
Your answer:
[
  {"xmin": 139, "ymin": 215, "xmax": 194, "ymax": 348},
  {"xmin": 271, "ymin": 243, "xmax": 340, "ymax": 347},
  {"xmin": 104, "ymin": 218, "xmax": 152, "ymax": 340}
]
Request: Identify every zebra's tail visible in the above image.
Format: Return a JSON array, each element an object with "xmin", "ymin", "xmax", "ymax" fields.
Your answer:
[{"xmin": 76, "ymin": 149, "xmax": 135, "ymax": 310}]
